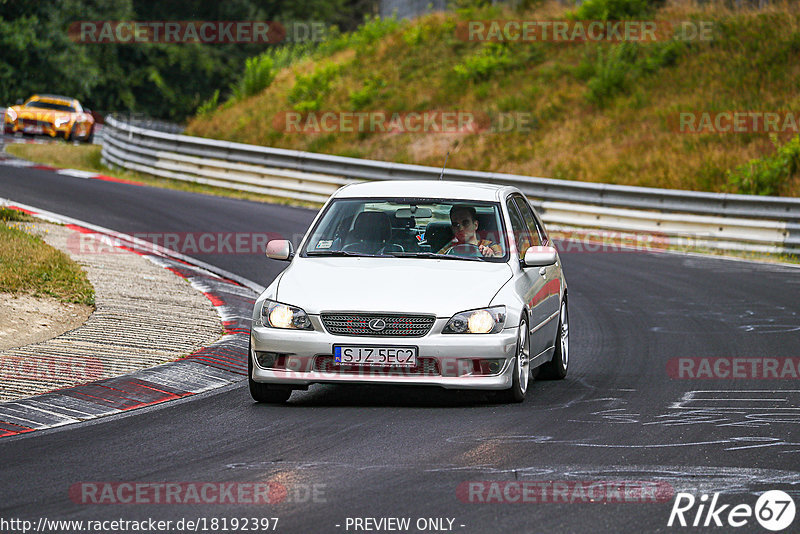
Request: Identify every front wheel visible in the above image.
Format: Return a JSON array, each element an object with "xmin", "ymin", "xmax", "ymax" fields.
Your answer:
[
  {"xmin": 495, "ymin": 319, "xmax": 530, "ymax": 403},
  {"xmin": 248, "ymin": 336, "xmax": 292, "ymax": 403},
  {"xmin": 539, "ymin": 299, "xmax": 569, "ymax": 380}
]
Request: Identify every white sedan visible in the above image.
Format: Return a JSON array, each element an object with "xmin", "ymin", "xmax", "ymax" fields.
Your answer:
[{"xmin": 249, "ymin": 180, "xmax": 569, "ymax": 403}]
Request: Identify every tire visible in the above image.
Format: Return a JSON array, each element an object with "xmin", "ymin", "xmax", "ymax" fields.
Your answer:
[
  {"xmin": 64, "ymin": 125, "xmax": 74, "ymax": 142},
  {"xmin": 495, "ymin": 319, "xmax": 530, "ymax": 403},
  {"xmin": 85, "ymin": 127, "xmax": 94, "ymax": 144},
  {"xmin": 248, "ymin": 336, "xmax": 292, "ymax": 403},
  {"xmin": 539, "ymin": 299, "xmax": 569, "ymax": 380}
]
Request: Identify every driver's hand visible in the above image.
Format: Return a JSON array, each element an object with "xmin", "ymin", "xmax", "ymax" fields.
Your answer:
[{"xmin": 478, "ymin": 245, "xmax": 495, "ymax": 257}]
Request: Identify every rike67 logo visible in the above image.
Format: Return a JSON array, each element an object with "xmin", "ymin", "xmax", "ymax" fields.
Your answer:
[{"xmin": 668, "ymin": 490, "xmax": 795, "ymax": 531}]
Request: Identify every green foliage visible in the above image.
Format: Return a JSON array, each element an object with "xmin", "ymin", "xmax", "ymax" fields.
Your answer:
[
  {"xmin": 453, "ymin": 43, "xmax": 514, "ymax": 82},
  {"xmin": 727, "ymin": 135, "xmax": 800, "ymax": 195},
  {"xmin": 268, "ymin": 41, "xmax": 316, "ymax": 71},
  {"xmin": 288, "ymin": 63, "xmax": 342, "ymax": 112},
  {"xmin": 231, "ymin": 55, "xmax": 276, "ymax": 101},
  {"xmin": 640, "ymin": 40, "xmax": 684, "ymax": 73},
  {"xmin": 402, "ymin": 24, "xmax": 425, "ymax": 47},
  {"xmin": 197, "ymin": 90, "xmax": 220, "ymax": 116},
  {"xmin": 347, "ymin": 16, "xmax": 402, "ymax": 49},
  {"xmin": 315, "ymin": 16, "xmax": 402, "ymax": 58},
  {"xmin": 0, "ymin": 207, "xmax": 33, "ymax": 222},
  {"xmin": 580, "ymin": 40, "xmax": 685, "ymax": 106},
  {"xmin": 582, "ymin": 43, "xmax": 638, "ymax": 105},
  {"xmin": 0, "ymin": 0, "xmax": 377, "ymax": 121},
  {"xmin": 348, "ymin": 77, "xmax": 386, "ymax": 110},
  {"xmin": 570, "ymin": 0, "xmax": 655, "ymax": 21}
]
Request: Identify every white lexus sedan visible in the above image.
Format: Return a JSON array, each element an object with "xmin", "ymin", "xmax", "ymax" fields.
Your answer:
[{"xmin": 249, "ymin": 180, "xmax": 569, "ymax": 403}]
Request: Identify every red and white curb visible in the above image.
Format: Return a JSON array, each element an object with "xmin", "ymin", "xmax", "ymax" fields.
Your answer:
[{"xmin": 0, "ymin": 200, "xmax": 262, "ymax": 439}]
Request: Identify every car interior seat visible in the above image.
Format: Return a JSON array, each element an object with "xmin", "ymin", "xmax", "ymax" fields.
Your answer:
[{"xmin": 343, "ymin": 211, "xmax": 392, "ymax": 253}]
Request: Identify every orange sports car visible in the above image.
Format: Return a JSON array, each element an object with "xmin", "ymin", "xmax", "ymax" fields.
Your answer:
[{"xmin": 4, "ymin": 94, "xmax": 95, "ymax": 142}]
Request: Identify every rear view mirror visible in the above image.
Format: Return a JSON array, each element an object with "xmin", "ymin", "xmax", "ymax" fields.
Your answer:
[
  {"xmin": 395, "ymin": 207, "xmax": 432, "ymax": 219},
  {"xmin": 266, "ymin": 239, "xmax": 294, "ymax": 261},
  {"xmin": 523, "ymin": 246, "xmax": 557, "ymax": 267}
]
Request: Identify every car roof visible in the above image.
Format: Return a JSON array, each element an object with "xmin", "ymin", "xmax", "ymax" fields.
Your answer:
[
  {"xmin": 333, "ymin": 180, "xmax": 517, "ymax": 202},
  {"xmin": 28, "ymin": 94, "xmax": 78, "ymax": 104}
]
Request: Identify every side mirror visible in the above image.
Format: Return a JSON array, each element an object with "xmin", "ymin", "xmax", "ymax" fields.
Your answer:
[
  {"xmin": 266, "ymin": 239, "xmax": 294, "ymax": 261},
  {"xmin": 523, "ymin": 246, "xmax": 557, "ymax": 267},
  {"xmin": 15, "ymin": 99, "xmax": 23, "ymax": 106}
]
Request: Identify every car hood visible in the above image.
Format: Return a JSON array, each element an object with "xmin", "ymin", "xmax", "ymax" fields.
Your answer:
[
  {"xmin": 276, "ymin": 257, "xmax": 513, "ymax": 317},
  {"xmin": 14, "ymin": 108, "xmax": 73, "ymax": 121}
]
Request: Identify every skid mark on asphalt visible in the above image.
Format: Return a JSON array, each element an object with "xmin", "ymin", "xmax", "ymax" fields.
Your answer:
[
  {"xmin": 224, "ymin": 460, "xmax": 800, "ymax": 497},
  {"xmin": 563, "ymin": 388, "xmax": 800, "ymax": 431}
]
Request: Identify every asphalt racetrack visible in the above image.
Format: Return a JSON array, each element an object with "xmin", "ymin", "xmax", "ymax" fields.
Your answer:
[{"xmin": 1, "ymin": 161, "xmax": 799, "ymax": 533}]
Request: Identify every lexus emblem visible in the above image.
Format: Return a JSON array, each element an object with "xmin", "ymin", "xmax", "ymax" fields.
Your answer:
[{"xmin": 368, "ymin": 318, "xmax": 387, "ymax": 332}]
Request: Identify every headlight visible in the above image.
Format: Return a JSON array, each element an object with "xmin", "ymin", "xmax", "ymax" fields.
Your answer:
[
  {"xmin": 55, "ymin": 117, "xmax": 70, "ymax": 127},
  {"xmin": 6, "ymin": 108, "xmax": 16, "ymax": 122},
  {"xmin": 443, "ymin": 306, "xmax": 506, "ymax": 334},
  {"xmin": 260, "ymin": 299, "xmax": 312, "ymax": 330}
]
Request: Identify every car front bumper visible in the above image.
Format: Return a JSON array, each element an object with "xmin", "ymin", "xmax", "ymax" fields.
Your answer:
[{"xmin": 250, "ymin": 317, "xmax": 519, "ymax": 390}]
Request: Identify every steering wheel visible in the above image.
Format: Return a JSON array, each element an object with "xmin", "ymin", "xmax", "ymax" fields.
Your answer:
[
  {"xmin": 445, "ymin": 243, "xmax": 481, "ymax": 257},
  {"xmin": 342, "ymin": 242, "xmax": 372, "ymax": 253},
  {"xmin": 378, "ymin": 243, "xmax": 405, "ymax": 254}
]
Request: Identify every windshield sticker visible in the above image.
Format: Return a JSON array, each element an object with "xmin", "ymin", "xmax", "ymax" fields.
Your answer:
[{"xmin": 316, "ymin": 240, "xmax": 333, "ymax": 249}]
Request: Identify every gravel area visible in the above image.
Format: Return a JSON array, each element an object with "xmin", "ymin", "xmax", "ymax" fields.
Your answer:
[
  {"xmin": 0, "ymin": 293, "xmax": 92, "ymax": 351},
  {"xmin": 0, "ymin": 222, "xmax": 222, "ymax": 402}
]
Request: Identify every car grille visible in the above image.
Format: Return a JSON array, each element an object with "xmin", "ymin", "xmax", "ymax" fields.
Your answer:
[
  {"xmin": 313, "ymin": 355, "xmax": 440, "ymax": 376},
  {"xmin": 20, "ymin": 119, "xmax": 53, "ymax": 128},
  {"xmin": 321, "ymin": 313, "xmax": 435, "ymax": 337}
]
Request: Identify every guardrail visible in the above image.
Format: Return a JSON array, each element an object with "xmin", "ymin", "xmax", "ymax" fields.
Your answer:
[{"xmin": 101, "ymin": 115, "xmax": 799, "ymax": 256}]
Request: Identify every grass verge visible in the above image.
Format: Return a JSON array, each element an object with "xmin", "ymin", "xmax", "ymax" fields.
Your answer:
[{"xmin": 0, "ymin": 208, "xmax": 95, "ymax": 305}]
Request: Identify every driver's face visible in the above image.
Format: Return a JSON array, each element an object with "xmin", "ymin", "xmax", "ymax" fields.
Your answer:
[{"xmin": 450, "ymin": 209, "xmax": 478, "ymax": 243}]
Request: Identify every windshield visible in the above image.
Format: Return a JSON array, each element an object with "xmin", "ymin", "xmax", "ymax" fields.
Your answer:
[
  {"xmin": 302, "ymin": 198, "xmax": 508, "ymax": 262},
  {"xmin": 25, "ymin": 101, "xmax": 76, "ymax": 112}
]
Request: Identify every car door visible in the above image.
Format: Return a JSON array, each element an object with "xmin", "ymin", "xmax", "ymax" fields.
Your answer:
[
  {"xmin": 505, "ymin": 196, "xmax": 552, "ymax": 357},
  {"xmin": 512, "ymin": 194, "xmax": 561, "ymax": 352}
]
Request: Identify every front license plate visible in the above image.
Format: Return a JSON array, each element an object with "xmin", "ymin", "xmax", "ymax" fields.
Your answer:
[
  {"xmin": 334, "ymin": 345, "xmax": 417, "ymax": 367},
  {"xmin": 24, "ymin": 125, "xmax": 43, "ymax": 134}
]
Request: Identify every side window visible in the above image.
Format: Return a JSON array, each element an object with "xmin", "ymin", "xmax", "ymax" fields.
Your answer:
[
  {"xmin": 505, "ymin": 198, "xmax": 532, "ymax": 257},
  {"xmin": 512, "ymin": 195, "xmax": 544, "ymax": 247}
]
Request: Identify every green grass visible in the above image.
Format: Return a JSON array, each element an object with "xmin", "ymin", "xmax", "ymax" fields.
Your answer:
[{"xmin": 0, "ymin": 209, "xmax": 95, "ymax": 305}]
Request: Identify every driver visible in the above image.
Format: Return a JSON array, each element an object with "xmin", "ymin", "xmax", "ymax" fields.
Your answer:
[{"xmin": 437, "ymin": 205, "xmax": 502, "ymax": 257}]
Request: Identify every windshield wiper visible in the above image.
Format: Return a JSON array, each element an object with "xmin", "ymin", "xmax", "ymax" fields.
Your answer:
[
  {"xmin": 306, "ymin": 250, "xmax": 376, "ymax": 257},
  {"xmin": 384, "ymin": 251, "xmax": 482, "ymax": 261}
]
